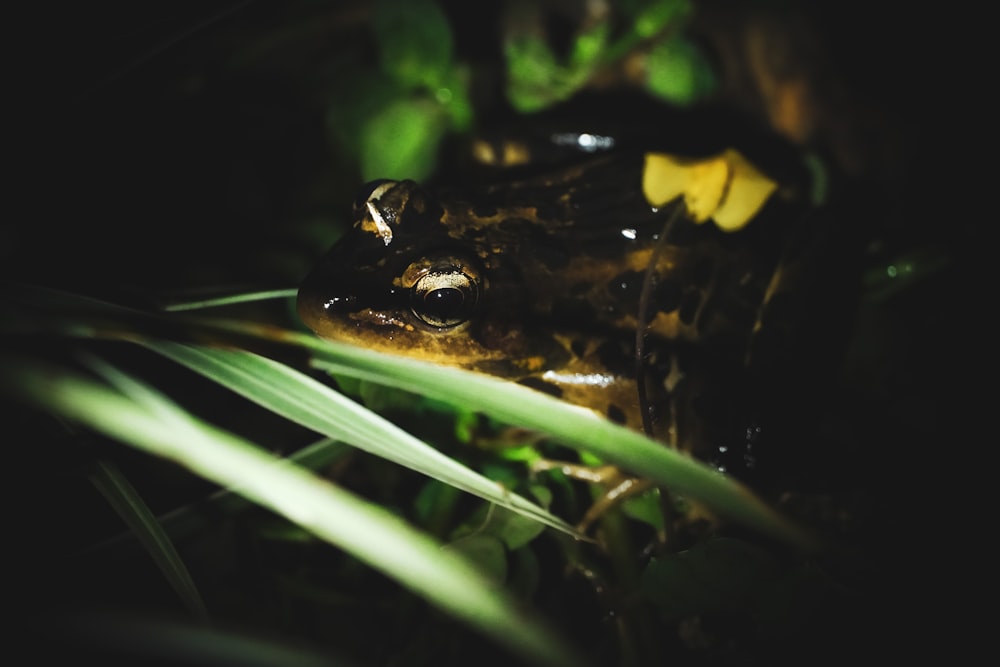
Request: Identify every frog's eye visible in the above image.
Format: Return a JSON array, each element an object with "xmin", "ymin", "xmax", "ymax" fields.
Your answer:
[{"xmin": 410, "ymin": 266, "xmax": 480, "ymax": 328}]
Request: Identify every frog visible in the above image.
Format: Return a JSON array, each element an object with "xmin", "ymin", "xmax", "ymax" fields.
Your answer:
[{"xmin": 297, "ymin": 126, "xmax": 851, "ymax": 522}]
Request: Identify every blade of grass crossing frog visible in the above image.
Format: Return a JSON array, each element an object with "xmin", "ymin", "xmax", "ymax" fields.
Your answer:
[
  {"xmin": 1, "ymin": 357, "xmax": 585, "ymax": 667},
  {"xmin": 272, "ymin": 329, "xmax": 820, "ymax": 552},
  {"xmin": 143, "ymin": 341, "xmax": 577, "ymax": 537},
  {"xmin": 160, "ymin": 288, "xmax": 298, "ymax": 312}
]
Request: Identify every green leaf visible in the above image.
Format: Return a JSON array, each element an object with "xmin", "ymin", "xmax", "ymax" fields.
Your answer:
[
  {"xmin": 633, "ymin": 0, "xmax": 692, "ymax": 39},
  {"xmin": 413, "ymin": 479, "xmax": 463, "ymax": 536},
  {"xmin": 452, "ymin": 502, "xmax": 548, "ymax": 552},
  {"xmin": 504, "ymin": 34, "xmax": 586, "ymax": 112},
  {"xmin": 160, "ymin": 289, "xmax": 299, "ymax": 313},
  {"xmin": 442, "ymin": 534, "xmax": 507, "ymax": 586},
  {"xmin": 503, "ymin": 0, "xmax": 698, "ymax": 111},
  {"xmin": 360, "ymin": 97, "xmax": 447, "ymax": 181},
  {"xmin": 621, "ymin": 487, "xmax": 666, "ymax": 531},
  {"xmin": 645, "ymin": 35, "xmax": 716, "ymax": 105}
]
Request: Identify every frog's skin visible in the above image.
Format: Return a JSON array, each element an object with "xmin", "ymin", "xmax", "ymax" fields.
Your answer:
[{"xmin": 297, "ymin": 149, "xmax": 828, "ymax": 463}]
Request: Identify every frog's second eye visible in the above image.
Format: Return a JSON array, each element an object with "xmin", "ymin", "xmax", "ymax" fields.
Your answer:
[{"xmin": 411, "ymin": 267, "xmax": 480, "ymax": 328}]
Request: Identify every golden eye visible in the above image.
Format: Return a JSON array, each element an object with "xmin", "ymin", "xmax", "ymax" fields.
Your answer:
[{"xmin": 410, "ymin": 266, "xmax": 479, "ymax": 328}]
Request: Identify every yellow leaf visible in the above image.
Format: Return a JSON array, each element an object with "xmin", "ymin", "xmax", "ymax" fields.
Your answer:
[{"xmin": 642, "ymin": 149, "xmax": 778, "ymax": 231}]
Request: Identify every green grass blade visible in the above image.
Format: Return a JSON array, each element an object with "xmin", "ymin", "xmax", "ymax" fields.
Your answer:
[
  {"xmin": 87, "ymin": 459, "xmax": 210, "ymax": 622},
  {"xmin": 160, "ymin": 288, "xmax": 298, "ymax": 312},
  {"xmin": 143, "ymin": 341, "xmax": 577, "ymax": 537},
  {"xmin": 89, "ymin": 437, "xmax": 353, "ymax": 554},
  {"xmin": 1, "ymin": 356, "xmax": 586, "ymax": 667},
  {"xmin": 270, "ymin": 328, "xmax": 820, "ymax": 552}
]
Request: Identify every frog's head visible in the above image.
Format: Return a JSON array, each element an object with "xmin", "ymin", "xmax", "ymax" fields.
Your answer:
[{"xmin": 297, "ymin": 179, "xmax": 567, "ymax": 375}]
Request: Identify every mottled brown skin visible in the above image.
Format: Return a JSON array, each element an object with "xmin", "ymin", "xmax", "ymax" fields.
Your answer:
[{"xmin": 298, "ymin": 149, "xmax": 819, "ymax": 460}]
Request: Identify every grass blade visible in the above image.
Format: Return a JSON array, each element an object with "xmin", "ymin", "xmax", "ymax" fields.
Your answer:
[
  {"xmin": 87, "ymin": 459, "xmax": 209, "ymax": 622},
  {"xmin": 144, "ymin": 341, "xmax": 577, "ymax": 537},
  {"xmin": 273, "ymin": 328, "xmax": 820, "ymax": 552},
  {"xmin": 1, "ymin": 356, "xmax": 586, "ymax": 667},
  {"xmin": 88, "ymin": 437, "xmax": 353, "ymax": 554}
]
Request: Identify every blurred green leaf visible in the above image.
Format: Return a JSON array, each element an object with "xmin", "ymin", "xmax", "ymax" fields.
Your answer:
[
  {"xmin": 621, "ymin": 487, "xmax": 666, "ymax": 531},
  {"xmin": 633, "ymin": 0, "xmax": 692, "ymax": 39},
  {"xmin": 645, "ymin": 35, "xmax": 716, "ymax": 105},
  {"xmin": 443, "ymin": 534, "xmax": 508, "ymax": 586},
  {"xmin": 504, "ymin": 0, "xmax": 699, "ymax": 111},
  {"xmin": 504, "ymin": 33, "xmax": 588, "ymax": 113},
  {"xmin": 568, "ymin": 21, "xmax": 610, "ymax": 70},
  {"xmin": 452, "ymin": 500, "xmax": 549, "ymax": 552},
  {"xmin": 360, "ymin": 97, "xmax": 448, "ymax": 181},
  {"xmin": 413, "ymin": 478, "xmax": 463, "ymax": 536}
]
